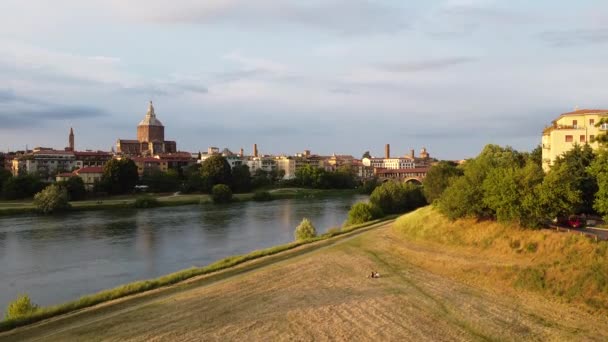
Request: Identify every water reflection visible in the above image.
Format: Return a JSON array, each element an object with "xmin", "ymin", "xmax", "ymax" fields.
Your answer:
[{"xmin": 0, "ymin": 195, "xmax": 367, "ymax": 309}]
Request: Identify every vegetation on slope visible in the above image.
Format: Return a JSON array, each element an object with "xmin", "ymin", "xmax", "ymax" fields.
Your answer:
[{"xmin": 395, "ymin": 206, "xmax": 608, "ymax": 310}]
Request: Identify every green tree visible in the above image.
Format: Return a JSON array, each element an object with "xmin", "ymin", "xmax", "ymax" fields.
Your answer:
[
  {"xmin": 436, "ymin": 144, "xmax": 525, "ymax": 220},
  {"xmin": 588, "ymin": 151, "xmax": 608, "ymax": 220},
  {"xmin": 294, "ymin": 218, "xmax": 317, "ymax": 240},
  {"xmin": 231, "ymin": 164, "xmax": 252, "ymax": 193},
  {"xmin": 211, "ymin": 184, "xmax": 232, "ymax": 203},
  {"xmin": 360, "ymin": 177, "xmax": 379, "ymax": 195},
  {"xmin": 100, "ymin": 158, "xmax": 139, "ymax": 195},
  {"xmin": 422, "ymin": 161, "xmax": 463, "ymax": 203},
  {"xmin": 535, "ymin": 162, "xmax": 582, "ymax": 220},
  {"xmin": 370, "ymin": 181, "xmax": 426, "ymax": 215},
  {"xmin": 345, "ymin": 202, "xmax": 383, "ymax": 226},
  {"xmin": 141, "ymin": 169, "xmax": 180, "ymax": 193},
  {"xmin": 201, "ymin": 155, "xmax": 232, "ymax": 188},
  {"xmin": 62, "ymin": 176, "xmax": 86, "ymax": 201},
  {"xmin": 2, "ymin": 174, "xmax": 45, "ymax": 200},
  {"xmin": 0, "ymin": 168, "xmax": 11, "ymax": 191},
  {"xmin": 33, "ymin": 184, "xmax": 71, "ymax": 214},
  {"xmin": 362, "ymin": 151, "xmax": 371, "ymax": 159},
  {"xmin": 5, "ymin": 294, "xmax": 38, "ymax": 320},
  {"xmin": 552, "ymin": 144, "xmax": 597, "ymax": 214}
]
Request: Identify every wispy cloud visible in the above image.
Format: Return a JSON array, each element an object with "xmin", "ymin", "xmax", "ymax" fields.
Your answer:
[
  {"xmin": 540, "ymin": 29, "xmax": 608, "ymax": 47},
  {"xmin": 379, "ymin": 57, "xmax": 477, "ymax": 72}
]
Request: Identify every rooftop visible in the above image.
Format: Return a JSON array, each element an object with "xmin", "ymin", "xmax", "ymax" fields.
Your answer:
[{"xmin": 74, "ymin": 166, "xmax": 104, "ymax": 174}]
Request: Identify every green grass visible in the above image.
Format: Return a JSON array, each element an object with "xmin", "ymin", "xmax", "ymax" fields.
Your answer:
[{"xmin": 0, "ymin": 215, "xmax": 392, "ymax": 332}]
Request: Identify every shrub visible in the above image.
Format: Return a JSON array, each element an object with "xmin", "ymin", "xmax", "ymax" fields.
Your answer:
[
  {"xmin": 345, "ymin": 202, "xmax": 383, "ymax": 226},
  {"xmin": 5, "ymin": 294, "xmax": 38, "ymax": 320},
  {"xmin": 294, "ymin": 218, "xmax": 317, "ymax": 241},
  {"xmin": 212, "ymin": 184, "xmax": 232, "ymax": 204},
  {"xmin": 133, "ymin": 195, "xmax": 159, "ymax": 208},
  {"xmin": 33, "ymin": 184, "xmax": 71, "ymax": 214},
  {"xmin": 369, "ymin": 182, "xmax": 426, "ymax": 215},
  {"xmin": 252, "ymin": 190, "xmax": 273, "ymax": 201}
]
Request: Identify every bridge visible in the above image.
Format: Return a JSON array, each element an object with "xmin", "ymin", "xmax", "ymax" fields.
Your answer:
[{"xmin": 375, "ymin": 167, "xmax": 428, "ymax": 184}]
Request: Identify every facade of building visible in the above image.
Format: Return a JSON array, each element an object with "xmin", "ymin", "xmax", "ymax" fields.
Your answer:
[
  {"xmin": 542, "ymin": 109, "xmax": 608, "ymax": 171},
  {"xmin": 12, "ymin": 149, "xmax": 76, "ymax": 178},
  {"xmin": 74, "ymin": 151, "xmax": 112, "ymax": 169},
  {"xmin": 131, "ymin": 157, "xmax": 169, "ymax": 176},
  {"xmin": 116, "ymin": 102, "xmax": 177, "ymax": 156},
  {"xmin": 247, "ymin": 157, "xmax": 277, "ymax": 173},
  {"xmin": 375, "ymin": 167, "xmax": 429, "ymax": 183},
  {"xmin": 56, "ymin": 166, "xmax": 104, "ymax": 190}
]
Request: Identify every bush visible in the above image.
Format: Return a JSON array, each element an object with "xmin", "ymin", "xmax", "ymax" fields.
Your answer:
[
  {"xmin": 252, "ymin": 190, "xmax": 273, "ymax": 201},
  {"xmin": 294, "ymin": 218, "xmax": 317, "ymax": 241},
  {"xmin": 369, "ymin": 182, "xmax": 426, "ymax": 215},
  {"xmin": 133, "ymin": 195, "xmax": 159, "ymax": 208},
  {"xmin": 5, "ymin": 294, "xmax": 38, "ymax": 320},
  {"xmin": 345, "ymin": 202, "xmax": 383, "ymax": 226},
  {"xmin": 212, "ymin": 184, "xmax": 232, "ymax": 204},
  {"xmin": 33, "ymin": 184, "xmax": 71, "ymax": 214}
]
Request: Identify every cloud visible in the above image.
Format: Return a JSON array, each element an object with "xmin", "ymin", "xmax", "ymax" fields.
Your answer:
[
  {"xmin": 0, "ymin": 89, "xmax": 106, "ymax": 129},
  {"xmin": 540, "ymin": 29, "xmax": 608, "ymax": 47},
  {"xmin": 379, "ymin": 57, "xmax": 477, "ymax": 72},
  {"xmin": 107, "ymin": 0, "xmax": 410, "ymax": 35}
]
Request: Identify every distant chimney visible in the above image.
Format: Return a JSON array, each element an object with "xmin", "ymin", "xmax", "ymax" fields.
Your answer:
[
  {"xmin": 410, "ymin": 149, "xmax": 415, "ymax": 158},
  {"xmin": 253, "ymin": 144, "xmax": 258, "ymax": 158},
  {"xmin": 385, "ymin": 144, "xmax": 390, "ymax": 159},
  {"xmin": 68, "ymin": 127, "xmax": 75, "ymax": 151},
  {"xmin": 239, "ymin": 148, "xmax": 244, "ymax": 157}
]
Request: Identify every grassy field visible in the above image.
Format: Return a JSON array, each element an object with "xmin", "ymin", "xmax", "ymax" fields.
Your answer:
[{"xmin": 2, "ymin": 207, "xmax": 608, "ymax": 341}]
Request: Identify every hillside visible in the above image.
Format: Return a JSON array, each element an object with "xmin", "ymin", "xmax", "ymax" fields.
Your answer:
[{"xmin": 2, "ymin": 208, "xmax": 607, "ymax": 341}]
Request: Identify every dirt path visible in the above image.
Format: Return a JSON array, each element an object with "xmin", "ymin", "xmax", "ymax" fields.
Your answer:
[{"xmin": 2, "ymin": 222, "xmax": 607, "ymax": 341}]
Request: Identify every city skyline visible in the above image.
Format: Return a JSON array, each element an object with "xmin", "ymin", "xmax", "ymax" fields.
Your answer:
[{"xmin": 2, "ymin": 1, "xmax": 608, "ymax": 159}]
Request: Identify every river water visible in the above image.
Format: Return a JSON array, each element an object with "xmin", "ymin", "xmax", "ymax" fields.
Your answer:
[{"xmin": 0, "ymin": 195, "xmax": 366, "ymax": 310}]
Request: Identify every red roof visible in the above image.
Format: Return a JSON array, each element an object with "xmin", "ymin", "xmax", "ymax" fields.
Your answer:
[
  {"xmin": 132, "ymin": 157, "xmax": 162, "ymax": 163},
  {"xmin": 560, "ymin": 109, "xmax": 608, "ymax": 116},
  {"xmin": 56, "ymin": 172, "xmax": 74, "ymax": 178},
  {"xmin": 74, "ymin": 151, "xmax": 112, "ymax": 157},
  {"xmin": 33, "ymin": 150, "xmax": 74, "ymax": 156},
  {"xmin": 74, "ymin": 166, "xmax": 104, "ymax": 174}
]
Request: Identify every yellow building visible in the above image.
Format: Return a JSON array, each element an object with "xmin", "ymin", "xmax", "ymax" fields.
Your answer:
[{"xmin": 542, "ymin": 109, "xmax": 608, "ymax": 171}]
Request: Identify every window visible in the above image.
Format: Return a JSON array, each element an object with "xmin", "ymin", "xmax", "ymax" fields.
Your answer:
[
  {"xmin": 591, "ymin": 135, "xmax": 595, "ymax": 142},
  {"xmin": 565, "ymin": 135, "xmax": 573, "ymax": 142},
  {"xmin": 580, "ymin": 135, "xmax": 586, "ymax": 143},
  {"xmin": 590, "ymin": 119, "xmax": 595, "ymax": 125},
  {"xmin": 573, "ymin": 120, "xmax": 578, "ymax": 128}
]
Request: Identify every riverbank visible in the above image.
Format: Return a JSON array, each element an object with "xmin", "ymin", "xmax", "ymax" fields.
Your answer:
[
  {"xmin": 0, "ymin": 188, "xmax": 358, "ymax": 216},
  {"xmin": 3, "ymin": 207, "xmax": 608, "ymax": 341},
  {"xmin": 0, "ymin": 214, "xmax": 391, "ymax": 333}
]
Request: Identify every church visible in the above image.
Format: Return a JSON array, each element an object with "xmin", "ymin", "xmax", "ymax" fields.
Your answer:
[{"xmin": 116, "ymin": 101, "xmax": 177, "ymax": 156}]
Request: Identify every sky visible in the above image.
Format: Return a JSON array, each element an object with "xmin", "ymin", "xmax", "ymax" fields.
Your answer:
[{"xmin": 1, "ymin": 0, "xmax": 607, "ymax": 159}]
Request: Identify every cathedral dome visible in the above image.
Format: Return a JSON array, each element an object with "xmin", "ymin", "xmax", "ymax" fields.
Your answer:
[{"xmin": 138, "ymin": 101, "xmax": 164, "ymax": 127}]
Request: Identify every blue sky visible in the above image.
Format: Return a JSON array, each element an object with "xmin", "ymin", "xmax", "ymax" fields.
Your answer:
[{"xmin": 1, "ymin": 0, "xmax": 607, "ymax": 159}]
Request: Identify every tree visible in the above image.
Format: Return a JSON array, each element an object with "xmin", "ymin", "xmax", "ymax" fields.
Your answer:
[
  {"xmin": 362, "ymin": 151, "xmax": 371, "ymax": 159},
  {"xmin": 201, "ymin": 155, "xmax": 232, "ymax": 188},
  {"xmin": 211, "ymin": 184, "xmax": 232, "ymax": 203},
  {"xmin": 588, "ymin": 151, "xmax": 608, "ymax": 220},
  {"xmin": 5, "ymin": 294, "xmax": 38, "ymax": 320},
  {"xmin": 294, "ymin": 218, "xmax": 317, "ymax": 240},
  {"xmin": 141, "ymin": 169, "xmax": 180, "ymax": 193},
  {"xmin": 2, "ymin": 174, "xmax": 45, "ymax": 200},
  {"xmin": 231, "ymin": 164, "xmax": 252, "ymax": 193},
  {"xmin": 422, "ymin": 161, "xmax": 463, "ymax": 203},
  {"xmin": 360, "ymin": 177, "xmax": 379, "ymax": 195},
  {"xmin": 100, "ymin": 158, "xmax": 138, "ymax": 194},
  {"xmin": 345, "ymin": 202, "xmax": 383, "ymax": 226},
  {"xmin": 0, "ymin": 168, "xmax": 11, "ymax": 191},
  {"xmin": 62, "ymin": 176, "xmax": 86, "ymax": 201},
  {"xmin": 33, "ymin": 184, "xmax": 71, "ymax": 214},
  {"xmin": 552, "ymin": 144, "xmax": 597, "ymax": 214},
  {"xmin": 370, "ymin": 181, "xmax": 426, "ymax": 215}
]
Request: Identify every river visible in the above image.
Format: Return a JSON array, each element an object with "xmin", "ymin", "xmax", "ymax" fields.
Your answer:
[{"xmin": 0, "ymin": 195, "xmax": 367, "ymax": 310}]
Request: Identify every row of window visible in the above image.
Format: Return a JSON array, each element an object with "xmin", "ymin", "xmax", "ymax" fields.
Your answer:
[{"xmin": 565, "ymin": 135, "xmax": 595, "ymax": 143}]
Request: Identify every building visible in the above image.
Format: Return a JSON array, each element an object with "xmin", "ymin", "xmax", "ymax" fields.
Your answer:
[
  {"xmin": 56, "ymin": 166, "xmax": 104, "ymax": 190},
  {"xmin": 74, "ymin": 151, "xmax": 112, "ymax": 169},
  {"xmin": 362, "ymin": 147, "xmax": 432, "ymax": 170},
  {"xmin": 542, "ymin": 109, "xmax": 608, "ymax": 171},
  {"xmin": 12, "ymin": 149, "xmax": 76, "ymax": 179},
  {"xmin": 375, "ymin": 167, "xmax": 429, "ymax": 184},
  {"xmin": 116, "ymin": 101, "xmax": 177, "ymax": 156},
  {"xmin": 247, "ymin": 157, "xmax": 277, "ymax": 173},
  {"xmin": 131, "ymin": 156, "xmax": 169, "ymax": 176}
]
